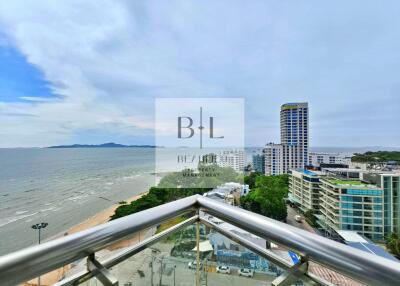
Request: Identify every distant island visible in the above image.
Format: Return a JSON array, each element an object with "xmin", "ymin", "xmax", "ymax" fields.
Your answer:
[{"xmin": 48, "ymin": 142, "xmax": 157, "ymax": 148}]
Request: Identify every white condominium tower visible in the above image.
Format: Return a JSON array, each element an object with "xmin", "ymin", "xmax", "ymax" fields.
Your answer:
[
  {"xmin": 264, "ymin": 102, "xmax": 309, "ymax": 175},
  {"xmin": 217, "ymin": 150, "xmax": 245, "ymax": 173},
  {"xmin": 281, "ymin": 102, "xmax": 309, "ymax": 167}
]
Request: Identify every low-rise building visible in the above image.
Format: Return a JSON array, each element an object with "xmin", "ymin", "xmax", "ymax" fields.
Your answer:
[
  {"xmin": 318, "ymin": 178, "xmax": 384, "ymax": 241},
  {"xmin": 289, "ymin": 167, "xmax": 400, "ymax": 241},
  {"xmin": 336, "ymin": 230, "xmax": 398, "ymax": 262},
  {"xmin": 308, "ymin": 152, "xmax": 352, "ymax": 167},
  {"xmin": 288, "ymin": 169, "xmax": 323, "ymax": 212},
  {"xmin": 204, "ymin": 182, "xmax": 249, "ymax": 205}
]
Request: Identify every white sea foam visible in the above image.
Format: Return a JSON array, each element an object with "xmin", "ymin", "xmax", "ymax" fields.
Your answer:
[
  {"xmin": 66, "ymin": 194, "xmax": 89, "ymax": 201},
  {"xmin": 0, "ymin": 212, "xmax": 38, "ymax": 228}
]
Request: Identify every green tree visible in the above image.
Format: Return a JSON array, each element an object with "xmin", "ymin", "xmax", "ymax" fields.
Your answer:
[
  {"xmin": 352, "ymin": 151, "xmax": 400, "ymax": 163},
  {"xmin": 304, "ymin": 209, "xmax": 317, "ymax": 227},
  {"xmin": 387, "ymin": 233, "xmax": 400, "ymax": 258},
  {"xmin": 244, "ymin": 172, "xmax": 262, "ymax": 189},
  {"xmin": 111, "ymin": 164, "xmax": 239, "ymax": 220},
  {"xmin": 240, "ymin": 174, "xmax": 289, "ymax": 221}
]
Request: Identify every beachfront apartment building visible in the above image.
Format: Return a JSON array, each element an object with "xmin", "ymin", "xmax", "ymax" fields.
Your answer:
[
  {"xmin": 264, "ymin": 103, "xmax": 309, "ymax": 175},
  {"xmin": 289, "ymin": 169, "xmax": 322, "ymax": 212}
]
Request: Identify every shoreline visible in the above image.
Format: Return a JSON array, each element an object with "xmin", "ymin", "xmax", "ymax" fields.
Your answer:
[
  {"xmin": 63, "ymin": 192, "xmax": 146, "ymax": 236},
  {"xmin": 25, "ymin": 191, "xmax": 147, "ymax": 286}
]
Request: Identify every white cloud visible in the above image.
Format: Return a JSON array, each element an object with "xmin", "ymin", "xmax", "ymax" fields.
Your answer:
[
  {"xmin": 19, "ymin": 96, "xmax": 57, "ymax": 102},
  {"xmin": 0, "ymin": 0, "xmax": 235, "ymax": 147},
  {"xmin": 0, "ymin": 1, "xmax": 399, "ymax": 147},
  {"xmin": 0, "ymin": 1, "xmax": 160, "ymax": 146}
]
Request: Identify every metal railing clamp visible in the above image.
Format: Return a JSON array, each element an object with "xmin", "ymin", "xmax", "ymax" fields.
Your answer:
[
  {"xmin": 87, "ymin": 254, "xmax": 119, "ymax": 286},
  {"xmin": 271, "ymin": 257, "xmax": 309, "ymax": 286}
]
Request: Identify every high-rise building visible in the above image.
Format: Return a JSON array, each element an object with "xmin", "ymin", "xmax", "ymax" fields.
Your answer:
[
  {"xmin": 280, "ymin": 102, "xmax": 309, "ymax": 167},
  {"xmin": 252, "ymin": 154, "xmax": 265, "ymax": 173},
  {"xmin": 264, "ymin": 143, "xmax": 283, "ymax": 175},
  {"xmin": 217, "ymin": 150, "xmax": 245, "ymax": 173},
  {"xmin": 264, "ymin": 102, "xmax": 309, "ymax": 175}
]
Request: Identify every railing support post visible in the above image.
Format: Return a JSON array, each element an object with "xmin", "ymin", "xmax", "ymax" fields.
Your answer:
[
  {"xmin": 196, "ymin": 215, "xmax": 200, "ymax": 286},
  {"xmin": 87, "ymin": 254, "xmax": 119, "ymax": 286}
]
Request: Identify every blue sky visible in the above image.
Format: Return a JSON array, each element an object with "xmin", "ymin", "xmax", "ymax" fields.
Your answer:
[
  {"xmin": 0, "ymin": 1, "xmax": 399, "ymax": 147},
  {"xmin": 0, "ymin": 44, "xmax": 52, "ymax": 103}
]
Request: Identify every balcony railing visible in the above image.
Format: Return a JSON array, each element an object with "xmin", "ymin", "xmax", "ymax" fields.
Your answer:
[{"xmin": 0, "ymin": 195, "xmax": 400, "ymax": 286}]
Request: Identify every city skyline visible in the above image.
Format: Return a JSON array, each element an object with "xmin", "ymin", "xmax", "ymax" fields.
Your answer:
[{"xmin": 1, "ymin": 1, "xmax": 400, "ymax": 148}]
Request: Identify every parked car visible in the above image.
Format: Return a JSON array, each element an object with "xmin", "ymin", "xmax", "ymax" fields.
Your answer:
[
  {"xmin": 188, "ymin": 260, "xmax": 202, "ymax": 269},
  {"xmin": 216, "ymin": 265, "xmax": 231, "ymax": 274},
  {"xmin": 294, "ymin": 215, "xmax": 303, "ymax": 223},
  {"xmin": 238, "ymin": 268, "xmax": 254, "ymax": 277}
]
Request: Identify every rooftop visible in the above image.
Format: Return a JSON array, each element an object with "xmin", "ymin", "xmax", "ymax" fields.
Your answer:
[
  {"xmin": 324, "ymin": 178, "xmax": 376, "ymax": 187},
  {"xmin": 337, "ymin": 231, "xmax": 398, "ymax": 262},
  {"xmin": 295, "ymin": 168, "xmax": 323, "ymax": 176},
  {"xmin": 300, "ymin": 169, "xmax": 317, "ymax": 176},
  {"xmin": 327, "ymin": 179, "xmax": 365, "ymax": 185}
]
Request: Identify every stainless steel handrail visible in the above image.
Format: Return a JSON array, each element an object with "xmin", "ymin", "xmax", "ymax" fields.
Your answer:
[
  {"xmin": 0, "ymin": 194, "xmax": 399, "ymax": 286},
  {"xmin": 0, "ymin": 195, "xmax": 197, "ymax": 286},
  {"xmin": 197, "ymin": 196, "xmax": 400, "ymax": 286},
  {"xmin": 54, "ymin": 215, "xmax": 199, "ymax": 286}
]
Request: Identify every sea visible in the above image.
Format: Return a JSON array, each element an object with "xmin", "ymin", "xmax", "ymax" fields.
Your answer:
[
  {"xmin": 1, "ymin": 146, "xmax": 398, "ymax": 256},
  {"xmin": 0, "ymin": 148, "xmax": 156, "ymax": 255}
]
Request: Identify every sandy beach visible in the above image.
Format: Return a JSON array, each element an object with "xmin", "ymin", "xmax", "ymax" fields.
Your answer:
[
  {"xmin": 65, "ymin": 193, "xmax": 145, "ymax": 236},
  {"xmin": 25, "ymin": 192, "xmax": 147, "ymax": 286}
]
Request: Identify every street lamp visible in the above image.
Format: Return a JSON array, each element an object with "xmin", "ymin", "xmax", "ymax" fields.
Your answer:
[
  {"xmin": 31, "ymin": 222, "xmax": 48, "ymax": 286},
  {"xmin": 31, "ymin": 222, "xmax": 48, "ymax": 244}
]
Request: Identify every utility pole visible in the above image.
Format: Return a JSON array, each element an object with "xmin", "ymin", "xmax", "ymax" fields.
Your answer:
[
  {"xmin": 150, "ymin": 258, "xmax": 154, "ymax": 286},
  {"xmin": 196, "ymin": 221, "xmax": 200, "ymax": 286},
  {"xmin": 31, "ymin": 222, "xmax": 48, "ymax": 286},
  {"xmin": 205, "ymin": 259, "xmax": 208, "ymax": 286},
  {"xmin": 159, "ymin": 257, "xmax": 164, "ymax": 286},
  {"xmin": 173, "ymin": 265, "xmax": 176, "ymax": 286}
]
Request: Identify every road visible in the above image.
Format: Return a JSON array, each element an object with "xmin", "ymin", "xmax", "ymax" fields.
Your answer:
[{"xmin": 286, "ymin": 205, "xmax": 315, "ymax": 233}]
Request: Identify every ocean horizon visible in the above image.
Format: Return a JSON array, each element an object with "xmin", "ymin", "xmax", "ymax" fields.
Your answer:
[{"xmin": 1, "ymin": 145, "xmax": 398, "ymax": 255}]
